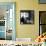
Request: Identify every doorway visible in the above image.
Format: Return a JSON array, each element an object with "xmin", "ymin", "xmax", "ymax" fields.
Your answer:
[
  {"xmin": 0, "ymin": 2, "xmax": 16, "ymax": 40},
  {"xmin": 39, "ymin": 11, "xmax": 46, "ymax": 35}
]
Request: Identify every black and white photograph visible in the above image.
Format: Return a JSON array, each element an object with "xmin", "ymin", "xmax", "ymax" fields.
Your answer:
[{"xmin": 20, "ymin": 10, "xmax": 34, "ymax": 24}]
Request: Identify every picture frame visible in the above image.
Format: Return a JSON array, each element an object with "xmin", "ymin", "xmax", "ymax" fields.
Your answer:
[
  {"xmin": 20, "ymin": 10, "xmax": 34, "ymax": 24},
  {"xmin": 39, "ymin": 0, "xmax": 46, "ymax": 4}
]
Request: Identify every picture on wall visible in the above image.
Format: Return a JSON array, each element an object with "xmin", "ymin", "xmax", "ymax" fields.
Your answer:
[
  {"xmin": 20, "ymin": 10, "xmax": 34, "ymax": 24},
  {"xmin": 39, "ymin": 0, "xmax": 46, "ymax": 4}
]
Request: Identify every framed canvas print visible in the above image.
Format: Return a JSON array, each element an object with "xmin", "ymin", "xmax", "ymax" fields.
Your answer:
[
  {"xmin": 20, "ymin": 10, "xmax": 34, "ymax": 24},
  {"xmin": 39, "ymin": 0, "xmax": 46, "ymax": 4},
  {"xmin": 0, "ymin": 2, "xmax": 16, "ymax": 40}
]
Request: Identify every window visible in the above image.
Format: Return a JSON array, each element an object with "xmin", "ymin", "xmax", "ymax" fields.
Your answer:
[
  {"xmin": 0, "ymin": 2, "xmax": 16, "ymax": 40},
  {"xmin": 39, "ymin": 11, "xmax": 46, "ymax": 35}
]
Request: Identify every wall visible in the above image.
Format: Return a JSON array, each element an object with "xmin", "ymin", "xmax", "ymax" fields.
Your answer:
[
  {"xmin": 16, "ymin": 0, "xmax": 39, "ymax": 40},
  {"xmin": 0, "ymin": 0, "xmax": 46, "ymax": 41},
  {"xmin": 16, "ymin": 0, "xmax": 35, "ymax": 39}
]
